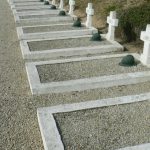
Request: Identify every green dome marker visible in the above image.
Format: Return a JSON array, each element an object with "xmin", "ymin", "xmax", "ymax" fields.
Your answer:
[
  {"xmin": 90, "ymin": 33, "xmax": 101, "ymax": 41},
  {"xmin": 73, "ymin": 18, "xmax": 82, "ymax": 27},
  {"xmin": 50, "ymin": 5, "xmax": 56, "ymax": 9},
  {"xmin": 58, "ymin": 10, "xmax": 66, "ymax": 16},
  {"xmin": 44, "ymin": 1, "xmax": 49, "ymax": 5},
  {"xmin": 119, "ymin": 55, "xmax": 137, "ymax": 67}
]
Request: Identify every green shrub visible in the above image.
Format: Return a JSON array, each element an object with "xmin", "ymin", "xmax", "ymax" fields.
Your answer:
[{"xmin": 119, "ymin": 3, "xmax": 150, "ymax": 42}]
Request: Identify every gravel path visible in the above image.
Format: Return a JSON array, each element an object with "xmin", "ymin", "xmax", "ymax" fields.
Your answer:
[
  {"xmin": 28, "ymin": 37, "xmax": 111, "ymax": 51},
  {"xmin": 0, "ymin": 1, "xmax": 150, "ymax": 150},
  {"xmin": 23, "ymin": 24, "xmax": 86, "ymax": 33},
  {"xmin": 37, "ymin": 57, "xmax": 149, "ymax": 82},
  {"xmin": 54, "ymin": 101, "xmax": 150, "ymax": 150}
]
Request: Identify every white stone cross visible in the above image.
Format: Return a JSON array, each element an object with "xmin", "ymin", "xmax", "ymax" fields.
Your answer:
[
  {"xmin": 106, "ymin": 11, "xmax": 118, "ymax": 41},
  {"xmin": 68, "ymin": 0, "xmax": 75, "ymax": 16},
  {"xmin": 52, "ymin": 0, "xmax": 56, "ymax": 5},
  {"xmin": 140, "ymin": 24, "xmax": 150, "ymax": 66},
  {"xmin": 59, "ymin": 0, "xmax": 64, "ymax": 10},
  {"xmin": 85, "ymin": 3, "xmax": 94, "ymax": 28}
]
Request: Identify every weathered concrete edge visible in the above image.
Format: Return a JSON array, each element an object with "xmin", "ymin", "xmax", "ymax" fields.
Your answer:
[
  {"xmin": 20, "ymin": 34, "xmax": 123, "ymax": 60},
  {"xmin": 117, "ymin": 143, "xmax": 150, "ymax": 150},
  {"xmin": 25, "ymin": 53, "xmax": 150, "ymax": 94},
  {"xmin": 16, "ymin": 24, "xmax": 97, "ymax": 40},
  {"xmin": 37, "ymin": 93, "xmax": 150, "ymax": 150}
]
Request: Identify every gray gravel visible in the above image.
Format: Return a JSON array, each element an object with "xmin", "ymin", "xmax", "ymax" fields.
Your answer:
[
  {"xmin": 37, "ymin": 57, "xmax": 149, "ymax": 83},
  {"xmin": 17, "ymin": 8, "xmax": 51, "ymax": 12},
  {"xmin": 28, "ymin": 37, "xmax": 111, "ymax": 51},
  {"xmin": 18, "ymin": 19, "xmax": 74, "ymax": 27},
  {"xmin": 54, "ymin": 101, "xmax": 150, "ymax": 150},
  {"xmin": 23, "ymin": 24, "xmax": 86, "ymax": 33},
  {"xmin": 1, "ymin": 1, "xmax": 150, "ymax": 150},
  {"xmin": 19, "ymin": 14, "xmax": 60, "ymax": 19}
]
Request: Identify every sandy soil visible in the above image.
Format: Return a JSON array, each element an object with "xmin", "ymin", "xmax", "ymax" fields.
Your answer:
[{"xmin": 0, "ymin": 1, "xmax": 150, "ymax": 150}]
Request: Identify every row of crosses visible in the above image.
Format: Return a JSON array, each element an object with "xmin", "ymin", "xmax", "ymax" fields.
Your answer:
[{"xmin": 47, "ymin": 0, "xmax": 150, "ymax": 66}]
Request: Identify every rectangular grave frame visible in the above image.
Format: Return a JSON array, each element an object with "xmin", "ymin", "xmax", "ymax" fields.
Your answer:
[
  {"xmin": 13, "ymin": 10, "xmax": 76, "ymax": 25},
  {"xmin": 8, "ymin": 0, "xmax": 38, "ymax": 5},
  {"xmin": 17, "ymin": 22, "xmax": 98, "ymax": 40},
  {"xmin": 11, "ymin": 4, "xmax": 51, "ymax": 10},
  {"xmin": 12, "ymin": 8, "xmax": 60, "ymax": 17},
  {"xmin": 37, "ymin": 92, "xmax": 150, "ymax": 150},
  {"xmin": 20, "ymin": 34, "xmax": 123, "ymax": 60},
  {"xmin": 25, "ymin": 53, "xmax": 150, "ymax": 95}
]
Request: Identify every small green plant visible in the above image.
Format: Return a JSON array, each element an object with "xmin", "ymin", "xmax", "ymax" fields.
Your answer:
[
  {"xmin": 73, "ymin": 18, "xmax": 82, "ymax": 27},
  {"xmin": 44, "ymin": 1, "xmax": 49, "ymax": 5},
  {"xmin": 50, "ymin": 5, "xmax": 56, "ymax": 9},
  {"xmin": 40, "ymin": 0, "xmax": 44, "ymax": 2},
  {"xmin": 90, "ymin": 32, "xmax": 101, "ymax": 41},
  {"xmin": 58, "ymin": 10, "xmax": 66, "ymax": 16},
  {"xmin": 119, "ymin": 55, "xmax": 137, "ymax": 67}
]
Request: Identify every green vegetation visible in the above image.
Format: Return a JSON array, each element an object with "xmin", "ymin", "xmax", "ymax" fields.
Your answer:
[{"xmin": 118, "ymin": 3, "xmax": 150, "ymax": 42}]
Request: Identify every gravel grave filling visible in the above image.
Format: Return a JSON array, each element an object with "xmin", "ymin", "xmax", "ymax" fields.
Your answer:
[
  {"xmin": 36, "ymin": 57, "xmax": 149, "ymax": 83},
  {"xmin": 17, "ymin": 8, "xmax": 50, "ymax": 12},
  {"xmin": 53, "ymin": 101, "xmax": 150, "ymax": 150},
  {"xmin": 28, "ymin": 37, "xmax": 111, "ymax": 51},
  {"xmin": 19, "ymin": 14, "xmax": 61, "ymax": 19},
  {"xmin": 23, "ymin": 24, "xmax": 86, "ymax": 33}
]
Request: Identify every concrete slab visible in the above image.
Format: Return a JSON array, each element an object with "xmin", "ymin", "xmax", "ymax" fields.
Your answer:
[
  {"xmin": 20, "ymin": 34, "xmax": 123, "ymax": 60},
  {"xmin": 17, "ymin": 23, "xmax": 97, "ymax": 40},
  {"xmin": 25, "ymin": 53, "xmax": 150, "ymax": 94},
  {"xmin": 10, "ymin": 1, "xmax": 44, "ymax": 6},
  {"xmin": 37, "ymin": 92, "xmax": 150, "ymax": 150},
  {"xmin": 8, "ymin": 0, "xmax": 40, "ymax": 5}
]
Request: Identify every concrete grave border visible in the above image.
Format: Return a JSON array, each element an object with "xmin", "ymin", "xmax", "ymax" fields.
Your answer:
[
  {"xmin": 25, "ymin": 53, "xmax": 150, "ymax": 95},
  {"xmin": 8, "ymin": 0, "xmax": 41, "ymax": 5},
  {"xmin": 11, "ymin": 4, "xmax": 51, "ymax": 10},
  {"xmin": 12, "ymin": 9, "xmax": 60, "ymax": 17},
  {"xmin": 117, "ymin": 143, "xmax": 150, "ymax": 150},
  {"xmin": 37, "ymin": 92, "xmax": 150, "ymax": 150},
  {"xmin": 16, "ymin": 23, "xmax": 98, "ymax": 40},
  {"xmin": 20, "ymin": 34, "xmax": 123, "ymax": 60},
  {"xmin": 13, "ymin": 10, "xmax": 76, "ymax": 25}
]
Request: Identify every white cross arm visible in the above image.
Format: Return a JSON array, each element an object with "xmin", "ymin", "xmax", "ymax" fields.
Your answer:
[
  {"xmin": 86, "ymin": 8, "xmax": 94, "ymax": 16},
  {"xmin": 141, "ymin": 31, "xmax": 150, "ymax": 42},
  {"xmin": 69, "ymin": 0, "xmax": 75, "ymax": 5},
  {"xmin": 107, "ymin": 16, "xmax": 118, "ymax": 26}
]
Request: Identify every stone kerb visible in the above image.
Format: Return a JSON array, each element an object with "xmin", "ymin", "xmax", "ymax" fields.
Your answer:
[
  {"xmin": 106, "ymin": 11, "xmax": 119, "ymax": 41},
  {"xmin": 140, "ymin": 24, "xmax": 150, "ymax": 66}
]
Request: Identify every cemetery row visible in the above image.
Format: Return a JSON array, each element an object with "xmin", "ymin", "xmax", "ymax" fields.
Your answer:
[{"xmin": 7, "ymin": 0, "xmax": 150, "ymax": 150}]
